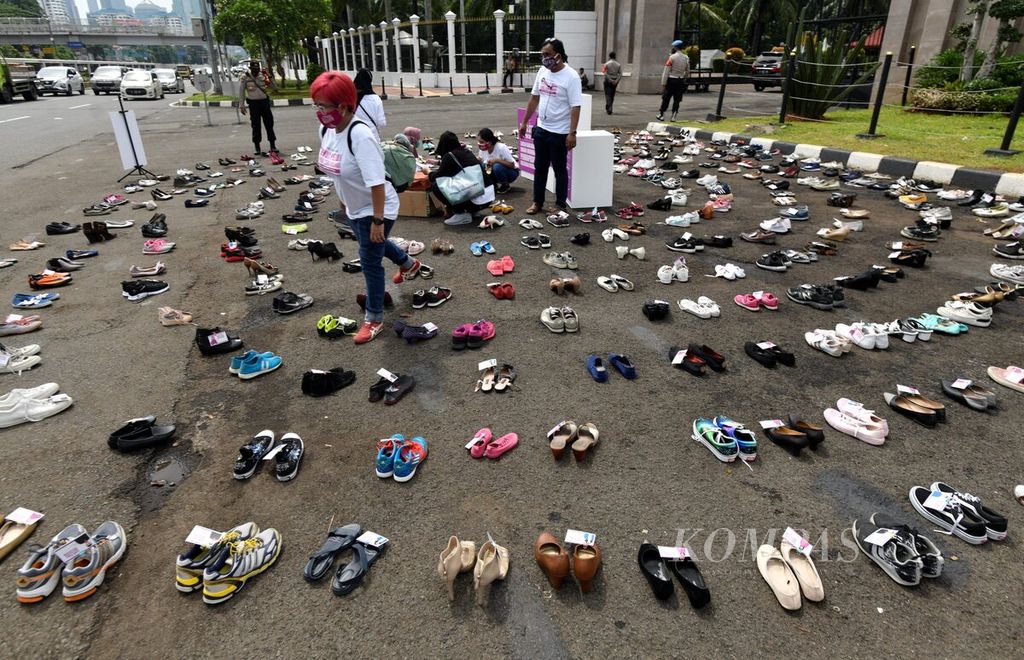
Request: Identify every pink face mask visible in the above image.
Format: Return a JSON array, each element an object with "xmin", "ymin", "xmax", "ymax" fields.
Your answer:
[
  {"xmin": 478, "ymin": 142, "xmax": 489, "ymax": 151},
  {"xmin": 316, "ymin": 108, "xmax": 343, "ymax": 129}
]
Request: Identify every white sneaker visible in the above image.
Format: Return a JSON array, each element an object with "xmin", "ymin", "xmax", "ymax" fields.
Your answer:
[
  {"xmin": 629, "ymin": 247, "xmax": 646, "ymax": 260},
  {"xmin": 672, "ymin": 155, "xmax": 693, "ymax": 164},
  {"xmin": 920, "ymin": 207, "xmax": 952, "ymax": 221},
  {"xmin": 444, "ymin": 212, "xmax": 473, "ymax": 226},
  {"xmin": 696, "ymin": 174, "xmax": 718, "ymax": 187},
  {"xmin": 0, "ymin": 382, "xmax": 58, "ymax": 407},
  {"xmin": 665, "ymin": 213, "xmax": 692, "ymax": 227},
  {"xmin": 990, "ymin": 262, "xmax": 1024, "ymax": 283},
  {"xmin": 678, "ymin": 298, "xmax": 711, "ymax": 318},
  {"xmin": 668, "ymin": 191, "xmax": 688, "ymax": 207},
  {"xmin": 832, "ymin": 218, "xmax": 864, "ymax": 231},
  {"xmin": 0, "ymin": 392, "xmax": 73, "ymax": 428},
  {"xmin": 937, "ymin": 300, "xmax": 992, "ymax": 327},
  {"xmin": 610, "ymin": 227, "xmax": 630, "ymax": 241},
  {"xmin": 657, "ymin": 265, "xmax": 675, "ymax": 284},
  {"xmin": 797, "ymin": 176, "xmax": 824, "ymax": 186},
  {"xmin": 697, "ymin": 295, "xmax": 721, "ymax": 316},
  {"xmin": 835, "ymin": 323, "xmax": 876, "ymax": 350},
  {"xmin": 760, "ymin": 217, "xmax": 791, "ymax": 233},
  {"xmin": 672, "ymin": 258, "xmax": 689, "ymax": 281},
  {"xmin": 637, "ymin": 158, "xmax": 656, "ymax": 169}
]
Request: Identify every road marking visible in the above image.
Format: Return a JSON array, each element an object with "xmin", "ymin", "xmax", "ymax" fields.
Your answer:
[
  {"xmin": 75, "ymin": 158, "xmax": 83, "ymax": 162},
  {"xmin": 69, "ymin": 103, "xmax": 92, "ymax": 110},
  {"xmin": 54, "ymin": 117, "xmax": 64, "ymax": 121},
  {"xmin": 0, "ymin": 116, "xmax": 30, "ymax": 124}
]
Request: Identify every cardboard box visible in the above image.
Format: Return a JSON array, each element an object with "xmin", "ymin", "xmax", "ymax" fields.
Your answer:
[{"xmin": 399, "ymin": 190, "xmax": 440, "ymax": 218}]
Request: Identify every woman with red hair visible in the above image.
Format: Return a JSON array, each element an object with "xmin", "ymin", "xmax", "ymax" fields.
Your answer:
[{"xmin": 311, "ymin": 71, "xmax": 420, "ymax": 345}]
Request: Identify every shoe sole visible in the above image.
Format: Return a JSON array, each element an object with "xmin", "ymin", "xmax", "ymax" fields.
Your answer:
[
  {"xmin": 908, "ymin": 488, "xmax": 988, "ymax": 544},
  {"xmin": 237, "ymin": 362, "xmax": 281, "ymax": 380},
  {"xmin": 756, "ymin": 263, "xmax": 787, "ymax": 272},
  {"xmin": 122, "ymin": 285, "xmax": 169, "ymax": 301},
  {"xmin": 992, "ymin": 249, "xmax": 1024, "ymax": 259},
  {"xmin": 16, "ymin": 570, "xmax": 62, "ymax": 603},
  {"xmin": 852, "ymin": 521, "xmax": 921, "ymax": 586}
]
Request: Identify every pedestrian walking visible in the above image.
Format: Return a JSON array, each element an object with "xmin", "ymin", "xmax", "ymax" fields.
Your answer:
[
  {"xmin": 353, "ymin": 68, "xmax": 386, "ymax": 141},
  {"xmin": 602, "ymin": 51, "xmax": 621, "ymax": 115},
  {"xmin": 517, "ymin": 38, "xmax": 582, "ymax": 215},
  {"xmin": 310, "ymin": 71, "xmax": 419, "ymax": 345},
  {"xmin": 657, "ymin": 40, "xmax": 690, "ymax": 122},
  {"xmin": 239, "ymin": 60, "xmax": 278, "ymax": 156},
  {"xmin": 502, "ymin": 51, "xmax": 517, "ymax": 89}
]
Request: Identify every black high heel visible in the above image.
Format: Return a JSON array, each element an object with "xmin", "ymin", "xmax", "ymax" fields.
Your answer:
[
  {"xmin": 94, "ymin": 221, "xmax": 117, "ymax": 240},
  {"xmin": 82, "ymin": 222, "xmax": 103, "ymax": 244},
  {"xmin": 308, "ymin": 241, "xmax": 343, "ymax": 262}
]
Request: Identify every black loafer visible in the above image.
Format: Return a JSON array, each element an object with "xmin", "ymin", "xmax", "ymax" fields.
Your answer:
[
  {"xmin": 570, "ymin": 233, "xmax": 591, "ymax": 246},
  {"xmin": 765, "ymin": 426, "xmax": 810, "ymax": 455},
  {"xmin": 704, "ymin": 234, "xmax": 733, "ymax": 248},
  {"xmin": 302, "ymin": 368, "xmax": 356, "ymax": 397},
  {"xmin": 637, "ymin": 543, "xmax": 674, "ymax": 600},
  {"xmin": 745, "ymin": 342, "xmax": 777, "ymax": 368},
  {"xmin": 195, "ymin": 327, "xmax": 243, "ymax": 355},
  {"xmin": 688, "ymin": 343, "xmax": 725, "ymax": 371},
  {"xmin": 109, "ymin": 415, "xmax": 176, "ymax": 451},
  {"xmin": 643, "ymin": 300, "xmax": 670, "ymax": 321}
]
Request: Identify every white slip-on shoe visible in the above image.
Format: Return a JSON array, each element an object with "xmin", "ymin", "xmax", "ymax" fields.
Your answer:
[
  {"xmin": 760, "ymin": 217, "xmax": 791, "ymax": 233},
  {"xmin": 678, "ymin": 298, "xmax": 711, "ymax": 318},
  {"xmin": 609, "ymin": 274, "xmax": 634, "ymax": 291},
  {"xmin": 665, "ymin": 214, "xmax": 691, "ymax": 227},
  {"xmin": 629, "ymin": 247, "xmax": 646, "ymax": 260},
  {"xmin": 0, "ymin": 382, "xmax": 58, "ymax": 407},
  {"xmin": 756, "ymin": 545, "xmax": 802, "ymax": 611},
  {"xmin": 0, "ymin": 393, "xmax": 73, "ymax": 428},
  {"xmin": 697, "ymin": 296, "xmax": 720, "ymax": 316},
  {"xmin": 780, "ymin": 539, "xmax": 825, "ymax": 602},
  {"xmin": 615, "ymin": 246, "xmax": 629, "ymax": 260},
  {"xmin": 833, "ymin": 218, "xmax": 864, "ymax": 231},
  {"xmin": 601, "ymin": 229, "xmax": 615, "ymax": 242},
  {"xmin": 611, "ymin": 228, "xmax": 630, "ymax": 241},
  {"xmin": 597, "ymin": 276, "xmax": 618, "ymax": 292}
]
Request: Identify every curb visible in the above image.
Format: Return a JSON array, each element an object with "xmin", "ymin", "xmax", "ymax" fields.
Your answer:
[
  {"xmin": 650, "ymin": 123, "xmax": 1024, "ymax": 198},
  {"xmin": 173, "ymin": 98, "xmax": 311, "ymax": 109}
]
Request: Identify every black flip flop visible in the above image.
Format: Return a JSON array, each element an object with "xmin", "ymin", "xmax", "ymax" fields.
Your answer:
[
  {"xmin": 304, "ymin": 523, "xmax": 362, "ymax": 582},
  {"xmin": 332, "ymin": 541, "xmax": 385, "ymax": 595},
  {"xmin": 384, "ymin": 374, "xmax": 415, "ymax": 405}
]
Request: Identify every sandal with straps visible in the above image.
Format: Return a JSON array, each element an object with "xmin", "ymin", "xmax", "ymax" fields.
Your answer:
[
  {"xmin": 493, "ymin": 364, "xmax": 516, "ymax": 392},
  {"xmin": 303, "ymin": 524, "xmax": 362, "ymax": 582}
]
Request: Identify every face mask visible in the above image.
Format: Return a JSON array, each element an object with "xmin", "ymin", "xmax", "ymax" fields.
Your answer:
[
  {"xmin": 542, "ymin": 56, "xmax": 558, "ymax": 69},
  {"xmin": 316, "ymin": 108, "xmax": 343, "ymax": 129},
  {"xmin": 477, "ymin": 142, "xmax": 489, "ymax": 151}
]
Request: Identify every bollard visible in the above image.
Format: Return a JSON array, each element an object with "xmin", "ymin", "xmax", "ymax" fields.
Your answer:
[
  {"xmin": 481, "ymin": 72, "xmax": 490, "ymax": 94},
  {"xmin": 778, "ymin": 51, "xmax": 796, "ymax": 124},
  {"xmin": 900, "ymin": 45, "xmax": 916, "ymax": 107},
  {"xmin": 400, "ymin": 78, "xmax": 408, "ymax": 99},
  {"xmin": 449, "ymin": 77, "xmax": 455, "ymax": 95},
  {"xmin": 984, "ymin": 81, "xmax": 1024, "ymax": 156},
  {"xmin": 857, "ymin": 52, "xmax": 892, "ymax": 138},
  {"xmin": 707, "ymin": 63, "xmax": 729, "ymax": 121},
  {"xmin": 379, "ymin": 76, "xmax": 388, "ymax": 100},
  {"xmin": 467, "ymin": 75, "xmax": 472, "ymax": 93},
  {"xmin": 419, "ymin": 77, "xmax": 424, "ymax": 97}
]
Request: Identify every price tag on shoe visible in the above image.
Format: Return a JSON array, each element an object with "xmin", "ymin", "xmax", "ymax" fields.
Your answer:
[
  {"xmin": 0, "ymin": 355, "xmax": 9, "ymax": 369},
  {"xmin": 478, "ymin": 358, "xmax": 497, "ymax": 371},
  {"xmin": 657, "ymin": 545, "xmax": 690, "ymax": 560},
  {"xmin": 923, "ymin": 489, "xmax": 951, "ymax": 511},
  {"xmin": 261, "ymin": 444, "xmax": 286, "ymax": 461},
  {"xmin": 759, "ymin": 419, "xmax": 785, "ymax": 429},
  {"xmin": 863, "ymin": 527, "xmax": 897, "ymax": 546},
  {"xmin": 5, "ymin": 507, "xmax": 44, "ymax": 525},
  {"xmin": 208, "ymin": 331, "xmax": 229, "ymax": 347},
  {"xmin": 981, "ymin": 193, "xmax": 994, "ymax": 204},
  {"xmin": 896, "ymin": 384, "xmax": 920, "ymax": 396},
  {"xmin": 783, "ymin": 527, "xmax": 814, "ymax": 556},
  {"xmin": 376, "ymin": 368, "xmax": 398, "ymax": 383},
  {"xmin": 671, "ymin": 349, "xmax": 687, "ymax": 365},
  {"xmin": 564, "ymin": 529, "xmax": 596, "ymax": 546},
  {"xmin": 950, "ymin": 378, "xmax": 972, "ymax": 389},
  {"xmin": 756, "ymin": 341, "xmax": 776, "ymax": 350},
  {"xmin": 422, "ymin": 322, "xmax": 438, "ymax": 333},
  {"xmin": 184, "ymin": 525, "xmax": 224, "ymax": 548},
  {"xmin": 356, "ymin": 531, "xmax": 389, "ymax": 548},
  {"xmin": 888, "ymin": 251, "xmax": 902, "ymax": 259},
  {"xmin": 5, "ymin": 314, "xmax": 23, "ymax": 323},
  {"xmin": 752, "ymin": 290, "xmax": 764, "ymax": 299},
  {"xmin": 256, "ymin": 274, "xmax": 268, "ymax": 284},
  {"xmin": 681, "ymin": 232, "xmax": 693, "ymax": 240},
  {"xmin": 55, "ymin": 532, "xmax": 93, "ymax": 563}
]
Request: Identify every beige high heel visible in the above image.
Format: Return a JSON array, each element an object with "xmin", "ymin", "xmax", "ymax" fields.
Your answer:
[
  {"xmin": 473, "ymin": 538, "xmax": 510, "ymax": 606},
  {"xmin": 437, "ymin": 536, "xmax": 476, "ymax": 600}
]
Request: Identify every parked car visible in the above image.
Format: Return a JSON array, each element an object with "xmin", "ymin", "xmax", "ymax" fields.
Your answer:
[
  {"xmin": 120, "ymin": 70, "xmax": 164, "ymax": 101},
  {"xmin": 175, "ymin": 64, "xmax": 194, "ymax": 80},
  {"xmin": 91, "ymin": 65, "xmax": 127, "ymax": 95},
  {"xmin": 35, "ymin": 66, "xmax": 85, "ymax": 96},
  {"xmin": 751, "ymin": 52, "xmax": 785, "ymax": 91},
  {"xmin": 154, "ymin": 68, "xmax": 185, "ymax": 94}
]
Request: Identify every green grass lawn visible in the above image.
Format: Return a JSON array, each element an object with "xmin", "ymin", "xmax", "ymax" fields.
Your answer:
[
  {"xmin": 185, "ymin": 85, "xmax": 310, "ymax": 103},
  {"xmin": 690, "ymin": 107, "xmax": 1024, "ymax": 172}
]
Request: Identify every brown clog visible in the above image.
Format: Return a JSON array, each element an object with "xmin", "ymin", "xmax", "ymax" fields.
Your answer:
[
  {"xmin": 534, "ymin": 532, "xmax": 570, "ymax": 589},
  {"xmin": 572, "ymin": 542, "xmax": 602, "ymax": 593}
]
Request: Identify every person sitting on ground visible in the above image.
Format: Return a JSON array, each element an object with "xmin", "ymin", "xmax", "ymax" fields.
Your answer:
[
  {"xmin": 353, "ymin": 68, "xmax": 386, "ymax": 140},
  {"xmin": 477, "ymin": 128, "xmax": 519, "ymax": 194},
  {"xmin": 429, "ymin": 130, "xmax": 493, "ymax": 226}
]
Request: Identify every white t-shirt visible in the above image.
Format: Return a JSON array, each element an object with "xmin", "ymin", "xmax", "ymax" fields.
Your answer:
[
  {"xmin": 479, "ymin": 141, "xmax": 517, "ymax": 168},
  {"xmin": 354, "ymin": 94, "xmax": 386, "ymax": 140},
  {"xmin": 531, "ymin": 65, "xmax": 583, "ymax": 134},
  {"xmin": 318, "ymin": 120, "xmax": 399, "ymax": 220}
]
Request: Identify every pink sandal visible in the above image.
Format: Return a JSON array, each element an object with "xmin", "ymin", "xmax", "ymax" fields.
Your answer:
[
  {"xmin": 500, "ymin": 255, "xmax": 515, "ymax": 273},
  {"xmin": 468, "ymin": 428, "xmax": 493, "ymax": 459},
  {"xmin": 485, "ymin": 432, "xmax": 518, "ymax": 459},
  {"xmin": 486, "ymin": 260, "xmax": 504, "ymax": 277}
]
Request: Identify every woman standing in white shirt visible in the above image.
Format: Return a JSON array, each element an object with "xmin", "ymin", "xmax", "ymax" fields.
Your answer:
[
  {"xmin": 353, "ymin": 69, "xmax": 386, "ymax": 141},
  {"xmin": 310, "ymin": 71, "xmax": 419, "ymax": 345}
]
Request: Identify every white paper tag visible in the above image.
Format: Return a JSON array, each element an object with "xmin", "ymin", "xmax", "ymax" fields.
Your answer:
[
  {"xmin": 478, "ymin": 358, "xmax": 497, "ymax": 371},
  {"xmin": 286, "ymin": 228, "xmax": 299, "ymax": 235},
  {"xmin": 759, "ymin": 419, "xmax": 785, "ymax": 429},
  {"xmin": 657, "ymin": 545, "xmax": 690, "ymax": 560},
  {"xmin": 864, "ymin": 528, "xmax": 897, "ymax": 546},
  {"xmin": 376, "ymin": 368, "xmax": 398, "ymax": 383},
  {"xmin": 55, "ymin": 533, "xmax": 92, "ymax": 563},
  {"xmin": 185, "ymin": 525, "xmax": 224, "ymax": 548},
  {"xmin": 896, "ymin": 384, "xmax": 920, "ymax": 396},
  {"xmin": 5, "ymin": 507, "xmax": 44, "ymax": 525},
  {"xmin": 671, "ymin": 349, "xmax": 687, "ymax": 365},
  {"xmin": 752, "ymin": 290, "xmax": 764, "ymax": 299},
  {"xmin": 257, "ymin": 274, "xmax": 269, "ymax": 284},
  {"xmin": 261, "ymin": 444, "xmax": 286, "ymax": 461},
  {"xmin": 981, "ymin": 193, "xmax": 994, "ymax": 203},
  {"xmin": 783, "ymin": 527, "xmax": 813, "ymax": 556},
  {"xmin": 422, "ymin": 322, "xmax": 438, "ymax": 332},
  {"xmin": 888, "ymin": 251, "xmax": 902, "ymax": 258},
  {"xmin": 951, "ymin": 378, "xmax": 972, "ymax": 389},
  {"xmin": 923, "ymin": 490, "xmax": 950, "ymax": 511},
  {"xmin": 756, "ymin": 341, "xmax": 776, "ymax": 350},
  {"xmin": 890, "ymin": 241, "xmax": 903, "ymax": 250},
  {"xmin": 356, "ymin": 531, "xmax": 389, "ymax": 548},
  {"xmin": 0, "ymin": 355, "xmax": 9, "ymax": 368},
  {"xmin": 564, "ymin": 529, "xmax": 596, "ymax": 546},
  {"xmin": 654, "ymin": 299, "xmax": 669, "ymax": 306},
  {"xmin": 208, "ymin": 331, "xmax": 229, "ymax": 347}
]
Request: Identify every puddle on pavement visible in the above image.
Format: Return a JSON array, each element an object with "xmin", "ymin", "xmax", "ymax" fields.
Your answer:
[{"xmin": 149, "ymin": 456, "xmax": 188, "ymax": 487}]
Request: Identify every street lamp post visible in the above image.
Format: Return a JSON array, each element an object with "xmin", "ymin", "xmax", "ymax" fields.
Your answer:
[
  {"xmin": 392, "ymin": 17, "xmax": 401, "ymax": 74},
  {"xmin": 379, "ymin": 21, "xmax": 389, "ymax": 74}
]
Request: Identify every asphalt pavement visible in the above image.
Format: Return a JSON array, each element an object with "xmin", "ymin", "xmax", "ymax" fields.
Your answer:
[{"xmin": 0, "ymin": 86, "xmax": 1020, "ymax": 659}]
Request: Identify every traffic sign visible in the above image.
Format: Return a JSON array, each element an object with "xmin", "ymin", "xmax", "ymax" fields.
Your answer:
[
  {"xmin": 193, "ymin": 73, "xmax": 212, "ymax": 92},
  {"xmin": 67, "ymin": 40, "xmax": 85, "ymax": 49}
]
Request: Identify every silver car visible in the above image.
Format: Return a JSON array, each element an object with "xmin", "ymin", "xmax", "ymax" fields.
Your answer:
[
  {"xmin": 91, "ymin": 65, "xmax": 126, "ymax": 95},
  {"xmin": 154, "ymin": 68, "xmax": 185, "ymax": 94},
  {"xmin": 35, "ymin": 66, "xmax": 85, "ymax": 96}
]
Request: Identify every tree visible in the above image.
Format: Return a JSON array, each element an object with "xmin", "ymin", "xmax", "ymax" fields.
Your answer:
[
  {"xmin": 977, "ymin": 0, "xmax": 1024, "ymax": 79},
  {"xmin": 960, "ymin": 1, "xmax": 990, "ymax": 82},
  {"xmin": 731, "ymin": 0, "xmax": 797, "ymax": 54}
]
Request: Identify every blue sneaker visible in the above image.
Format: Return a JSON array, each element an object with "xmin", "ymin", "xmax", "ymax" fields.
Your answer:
[
  {"xmin": 12, "ymin": 293, "xmax": 59, "ymax": 309},
  {"xmin": 237, "ymin": 352, "xmax": 282, "ymax": 380},
  {"xmin": 585, "ymin": 354, "xmax": 608, "ymax": 382},
  {"xmin": 66, "ymin": 249, "xmax": 99, "ymax": 259},
  {"xmin": 393, "ymin": 436, "xmax": 427, "ymax": 482},
  {"xmin": 375, "ymin": 433, "xmax": 404, "ymax": 478},
  {"xmin": 713, "ymin": 416, "xmax": 758, "ymax": 461},
  {"xmin": 228, "ymin": 350, "xmax": 260, "ymax": 374}
]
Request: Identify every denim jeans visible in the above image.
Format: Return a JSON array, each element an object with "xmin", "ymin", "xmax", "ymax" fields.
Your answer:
[
  {"xmin": 531, "ymin": 126, "xmax": 568, "ymax": 208},
  {"xmin": 491, "ymin": 162, "xmax": 520, "ymax": 185},
  {"xmin": 348, "ymin": 216, "xmax": 413, "ymax": 322}
]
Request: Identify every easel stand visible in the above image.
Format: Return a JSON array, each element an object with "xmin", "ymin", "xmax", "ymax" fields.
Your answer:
[{"xmin": 116, "ymin": 96, "xmax": 155, "ymax": 182}]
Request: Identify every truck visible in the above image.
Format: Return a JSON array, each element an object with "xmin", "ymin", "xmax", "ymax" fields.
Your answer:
[{"xmin": 0, "ymin": 54, "xmax": 39, "ymax": 103}]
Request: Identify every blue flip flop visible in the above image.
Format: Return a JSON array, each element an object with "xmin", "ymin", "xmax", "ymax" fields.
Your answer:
[
  {"xmin": 470, "ymin": 241, "xmax": 483, "ymax": 257},
  {"xmin": 480, "ymin": 241, "xmax": 496, "ymax": 254}
]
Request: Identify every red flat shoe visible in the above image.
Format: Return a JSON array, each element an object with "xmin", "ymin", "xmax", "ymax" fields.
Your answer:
[
  {"xmin": 487, "ymin": 283, "xmax": 507, "ymax": 299},
  {"xmin": 485, "ymin": 433, "xmax": 518, "ymax": 459}
]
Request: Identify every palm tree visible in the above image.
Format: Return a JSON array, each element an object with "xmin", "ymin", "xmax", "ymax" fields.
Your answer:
[{"xmin": 731, "ymin": 0, "xmax": 797, "ymax": 53}]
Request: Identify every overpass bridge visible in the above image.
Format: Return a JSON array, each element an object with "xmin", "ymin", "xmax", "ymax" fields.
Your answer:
[{"xmin": 0, "ymin": 17, "xmax": 206, "ymax": 47}]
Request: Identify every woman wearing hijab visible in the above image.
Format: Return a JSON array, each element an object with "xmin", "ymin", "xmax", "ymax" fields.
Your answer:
[
  {"xmin": 311, "ymin": 71, "xmax": 420, "ymax": 345},
  {"xmin": 403, "ymin": 126, "xmax": 422, "ymax": 158},
  {"xmin": 353, "ymin": 68, "xmax": 386, "ymax": 140},
  {"xmin": 429, "ymin": 131, "xmax": 491, "ymax": 226}
]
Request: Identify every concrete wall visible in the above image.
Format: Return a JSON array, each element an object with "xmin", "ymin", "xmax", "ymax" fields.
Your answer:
[
  {"xmin": 555, "ymin": 11, "xmax": 598, "ymax": 82},
  {"xmin": 596, "ymin": 0, "xmax": 675, "ymax": 94}
]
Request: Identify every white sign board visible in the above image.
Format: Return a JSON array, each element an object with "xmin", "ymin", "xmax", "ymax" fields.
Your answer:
[
  {"xmin": 193, "ymin": 73, "xmax": 212, "ymax": 92},
  {"xmin": 109, "ymin": 110, "xmax": 147, "ymax": 171}
]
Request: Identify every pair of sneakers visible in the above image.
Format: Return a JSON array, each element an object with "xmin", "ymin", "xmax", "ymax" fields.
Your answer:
[
  {"xmin": 232, "ymin": 430, "xmax": 304, "ymax": 482},
  {"xmin": 657, "ymin": 257, "xmax": 688, "ymax": 283},
  {"xmin": 375, "ymin": 434, "xmax": 427, "ymax": 482},
  {"xmin": 16, "ymin": 520, "xmax": 126, "ymax": 603},
  {"xmin": 175, "ymin": 521, "xmax": 281, "ymax": 604}
]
